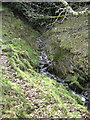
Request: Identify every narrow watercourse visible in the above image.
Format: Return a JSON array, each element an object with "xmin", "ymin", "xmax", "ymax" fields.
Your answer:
[
  {"xmin": 2, "ymin": 5, "xmax": 90, "ymax": 118},
  {"xmin": 36, "ymin": 36, "xmax": 90, "ymax": 112}
]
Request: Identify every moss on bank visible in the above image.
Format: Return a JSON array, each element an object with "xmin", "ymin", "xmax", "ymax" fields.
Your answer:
[
  {"xmin": 43, "ymin": 15, "xmax": 88, "ymax": 92},
  {"xmin": 1, "ymin": 7, "xmax": 90, "ymax": 118}
]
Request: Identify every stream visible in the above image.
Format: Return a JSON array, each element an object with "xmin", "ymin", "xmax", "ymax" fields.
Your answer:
[{"xmin": 36, "ymin": 36, "xmax": 90, "ymax": 111}]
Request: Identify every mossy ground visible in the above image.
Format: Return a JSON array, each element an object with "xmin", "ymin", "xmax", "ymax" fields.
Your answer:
[{"xmin": 1, "ymin": 6, "xmax": 90, "ymax": 118}]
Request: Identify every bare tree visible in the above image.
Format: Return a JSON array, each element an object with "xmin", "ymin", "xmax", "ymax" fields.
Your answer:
[{"xmin": 59, "ymin": 0, "xmax": 89, "ymax": 16}]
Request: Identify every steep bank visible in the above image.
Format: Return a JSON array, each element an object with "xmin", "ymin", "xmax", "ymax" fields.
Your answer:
[
  {"xmin": 1, "ymin": 7, "xmax": 90, "ymax": 118},
  {"xmin": 43, "ymin": 15, "xmax": 89, "ymax": 92}
]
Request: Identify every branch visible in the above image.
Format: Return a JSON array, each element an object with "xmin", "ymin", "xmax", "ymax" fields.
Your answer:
[{"xmin": 59, "ymin": 0, "xmax": 89, "ymax": 16}]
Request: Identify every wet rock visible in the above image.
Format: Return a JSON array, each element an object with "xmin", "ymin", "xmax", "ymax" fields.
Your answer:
[{"xmin": 82, "ymin": 82, "xmax": 90, "ymax": 111}]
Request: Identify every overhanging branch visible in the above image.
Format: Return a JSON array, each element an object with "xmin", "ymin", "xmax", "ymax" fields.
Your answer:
[{"xmin": 59, "ymin": 0, "xmax": 89, "ymax": 16}]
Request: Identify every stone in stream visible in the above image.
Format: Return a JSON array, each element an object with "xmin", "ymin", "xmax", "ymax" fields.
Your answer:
[
  {"xmin": 82, "ymin": 82, "xmax": 90, "ymax": 111},
  {"xmin": 39, "ymin": 61, "xmax": 45, "ymax": 65}
]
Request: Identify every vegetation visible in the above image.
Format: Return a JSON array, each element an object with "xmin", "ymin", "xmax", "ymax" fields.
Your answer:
[
  {"xmin": 43, "ymin": 14, "xmax": 89, "ymax": 92},
  {"xmin": 3, "ymin": 2, "xmax": 89, "ymax": 30},
  {"xmin": 1, "ymin": 4, "xmax": 90, "ymax": 119}
]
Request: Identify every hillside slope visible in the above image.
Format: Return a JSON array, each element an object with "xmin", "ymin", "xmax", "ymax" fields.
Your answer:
[
  {"xmin": 43, "ymin": 12, "xmax": 89, "ymax": 92},
  {"xmin": 1, "ymin": 7, "xmax": 90, "ymax": 118}
]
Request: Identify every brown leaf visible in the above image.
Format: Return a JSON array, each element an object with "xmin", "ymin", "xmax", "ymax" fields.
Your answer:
[{"xmin": 10, "ymin": 112, "xmax": 14, "ymax": 117}]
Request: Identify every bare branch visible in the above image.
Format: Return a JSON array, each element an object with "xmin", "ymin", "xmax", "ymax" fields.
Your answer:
[{"xmin": 59, "ymin": 0, "xmax": 89, "ymax": 16}]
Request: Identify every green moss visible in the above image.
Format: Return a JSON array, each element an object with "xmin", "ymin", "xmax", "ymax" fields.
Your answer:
[
  {"xmin": 66, "ymin": 74, "xmax": 84, "ymax": 90},
  {"xmin": 1, "ymin": 74, "xmax": 31, "ymax": 118},
  {"xmin": 1, "ymin": 6, "xmax": 90, "ymax": 118}
]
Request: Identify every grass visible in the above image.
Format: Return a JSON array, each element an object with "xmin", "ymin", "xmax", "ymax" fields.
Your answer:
[
  {"xmin": 1, "ymin": 6, "xmax": 90, "ymax": 118},
  {"xmin": 1, "ymin": 73, "xmax": 32, "ymax": 118}
]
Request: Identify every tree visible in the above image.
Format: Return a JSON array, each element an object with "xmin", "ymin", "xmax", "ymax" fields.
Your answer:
[
  {"xmin": 3, "ymin": 2, "xmax": 89, "ymax": 29},
  {"xmin": 59, "ymin": 0, "xmax": 89, "ymax": 16}
]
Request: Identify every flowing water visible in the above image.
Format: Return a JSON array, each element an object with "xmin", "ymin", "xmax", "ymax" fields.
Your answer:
[{"xmin": 36, "ymin": 36, "xmax": 90, "ymax": 111}]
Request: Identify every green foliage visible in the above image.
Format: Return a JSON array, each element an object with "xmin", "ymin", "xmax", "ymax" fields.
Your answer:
[{"xmin": 11, "ymin": 3, "xmax": 24, "ymax": 11}]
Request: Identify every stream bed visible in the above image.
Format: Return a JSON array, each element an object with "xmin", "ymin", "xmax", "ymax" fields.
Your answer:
[{"xmin": 36, "ymin": 36, "xmax": 90, "ymax": 111}]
